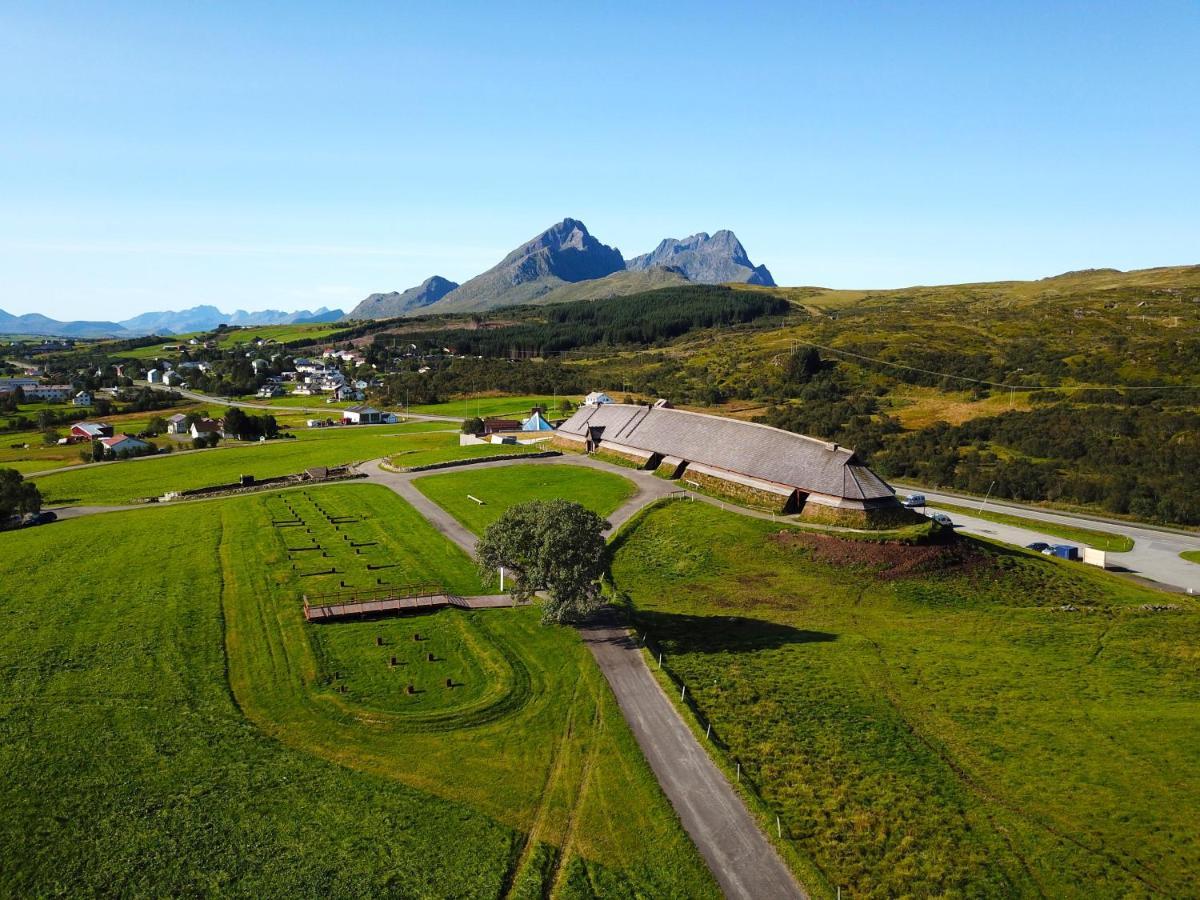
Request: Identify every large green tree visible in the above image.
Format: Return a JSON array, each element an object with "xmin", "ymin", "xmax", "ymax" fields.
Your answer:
[
  {"xmin": 0, "ymin": 468, "xmax": 42, "ymax": 522},
  {"xmin": 476, "ymin": 500, "xmax": 609, "ymax": 624}
]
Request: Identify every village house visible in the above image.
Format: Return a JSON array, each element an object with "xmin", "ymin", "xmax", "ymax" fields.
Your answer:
[
  {"xmin": 584, "ymin": 391, "xmax": 614, "ymax": 406},
  {"xmin": 162, "ymin": 371, "xmax": 186, "ymax": 387},
  {"xmin": 72, "ymin": 390, "xmax": 92, "ymax": 407},
  {"xmin": 99, "ymin": 434, "xmax": 152, "ymax": 457},
  {"xmin": 166, "ymin": 413, "xmax": 190, "ymax": 434},
  {"xmin": 146, "ymin": 369, "xmax": 163, "ymax": 384},
  {"xmin": 189, "ymin": 418, "xmax": 223, "ymax": 440},
  {"xmin": 19, "ymin": 384, "xmax": 73, "ymax": 402}
]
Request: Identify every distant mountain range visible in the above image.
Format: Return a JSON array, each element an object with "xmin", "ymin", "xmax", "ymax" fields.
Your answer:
[
  {"xmin": 351, "ymin": 218, "xmax": 776, "ymax": 319},
  {"xmin": 0, "ymin": 305, "xmax": 345, "ymax": 339},
  {"xmin": 3, "ymin": 218, "xmax": 776, "ymax": 335}
]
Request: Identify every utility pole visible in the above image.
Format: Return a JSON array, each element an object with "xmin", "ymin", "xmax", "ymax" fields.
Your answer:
[{"xmin": 979, "ymin": 480, "xmax": 996, "ymax": 514}]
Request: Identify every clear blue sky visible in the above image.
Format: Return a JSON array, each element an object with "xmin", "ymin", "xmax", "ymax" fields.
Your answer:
[{"xmin": 2, "ymin": 1, "xmax": 1198, "ymax": 319}]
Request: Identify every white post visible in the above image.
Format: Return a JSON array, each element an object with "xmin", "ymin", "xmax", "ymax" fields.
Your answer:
[
  {"xmin": 657, "ymin": 652, "xmax": 662, "ymax": 668},
  {"xmin": 736, "ymin": 762, "xmax": 741, "ymax": 781},
  {"xmin": 681, "ymin": 684, "xmax": 686, "ymax": 701},
  {"xmin": 499, "ymin": 566, "xmax": 505, "ymax": 591},
  {"xmin": 776, "ymin": 815, "xmax": 781, "ymax": 838},
  {"xmin": 705, "ymin": 723, "xmax": 711, "ymax": 740}
]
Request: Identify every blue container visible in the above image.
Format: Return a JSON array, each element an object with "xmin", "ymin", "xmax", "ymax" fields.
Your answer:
[{"xmin": 1050, "ymin": 544, "xmax": 1079, "ymax": 561}]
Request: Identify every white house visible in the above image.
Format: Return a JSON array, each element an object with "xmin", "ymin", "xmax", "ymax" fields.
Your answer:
[
  {"xmin": 99, "ymin": 434, "xmax": 152, "ymax": 457},
  {"xmin": 162, "ymin": 371, "xmax": 186, "ymax": 387},
  {"xmin": 342, "ymin": 405, "xmax": 381, "ymax": 425},
  {"xmin": 146, "ymin": 369, "xmax": 163, "ymax": 384},
  {"xmin": 72, "ymin": 390, "xmax": 92, "ymax": 407},
  {"xmin": 584, "ymin": 391, "xmax": 613, "ymax": 406},
  {"xmin": 166, "ymin": 413, "xmax": 190, "ymax": 434},
  {"xmin": 21, "ymin": 384, "xmax": 72, "ymax": 402},
  {"xmin": 189, "ymin": 418, "xmax": 223, "ymax": 440}
]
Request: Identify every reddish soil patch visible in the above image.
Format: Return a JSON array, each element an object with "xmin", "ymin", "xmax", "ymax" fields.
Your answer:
[{"xmin": 771, "ymin": 531, "xmax": 995, "ymax": 580}]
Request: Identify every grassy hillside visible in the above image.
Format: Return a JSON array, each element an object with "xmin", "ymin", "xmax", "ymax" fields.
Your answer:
[
  {"xmin": 0, "ymin": 486, "xmax": 718, "ymax": 897},
  {"xmin": 610, "ymin": 500, "xmax": 1200, "ymax": 897}
]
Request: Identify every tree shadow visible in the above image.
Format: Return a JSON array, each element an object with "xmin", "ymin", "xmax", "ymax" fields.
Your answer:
[{"xmin": 635, "ymin": 610, "xmax": 835, "ymax": 654}]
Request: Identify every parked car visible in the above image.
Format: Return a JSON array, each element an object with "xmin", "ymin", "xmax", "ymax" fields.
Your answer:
[
  {"xmin": 930, "ymin": 512, "xmax": 954, "ymax": 527},
  {"xmin": 903, "ymin": 493, "xmax": 926, "ymax": 508},
  {"xmin": 22, "ymin": 511, "xmax": 57, "ymax": 527},
  {"xmin": 1025, "ymin": 541, "xmax": 1050, "ymax": 553}
]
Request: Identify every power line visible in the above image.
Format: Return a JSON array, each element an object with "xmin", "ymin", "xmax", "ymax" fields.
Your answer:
[{"xmin": 788, "ymin": 339, "xmax": 1200, "ymax": 392}]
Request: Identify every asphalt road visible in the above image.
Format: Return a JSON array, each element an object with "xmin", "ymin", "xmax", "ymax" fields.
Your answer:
[{"xmin": 900, "ymin": 486, "xmax": 1200, "ymax": 594}]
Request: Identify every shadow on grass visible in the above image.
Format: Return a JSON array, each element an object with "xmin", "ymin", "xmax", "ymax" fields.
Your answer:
[{"xmin": 635, "ymin": 610, "xmax": 836, "ymax": 653}]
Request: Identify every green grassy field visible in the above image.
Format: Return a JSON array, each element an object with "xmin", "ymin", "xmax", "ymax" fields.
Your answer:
[
  {"xmin": 929, "ymin": 500, "xmax": 1135, "ymax": 552},
  {"xmin": 1182, "ymin": 550, "xmax": 1200, "ymax": 564},
  {"xmin": 610, "ymin": 500, "xmax": 1200, "ymax": 898},
  {"xmin": 0, "ymin": 485, "xmax": 717, "ymax": 897},
  {"xmin": 414, "ymin": 464, "xmax": 636, "ymax": 536},
  {"xmin": 212, "ymin": 323, "xmax": 350, "ymax": 347},
  {"xmin": 31, "ymin": 426, "xmax": 479, "ymax": 505},
  {"xmin": 387, "ymin": 437, "xmax": 542, "ymax": 470},
  {"xmin": 406, "ymin": 394, "xmax": 577, "ymax": 420}
]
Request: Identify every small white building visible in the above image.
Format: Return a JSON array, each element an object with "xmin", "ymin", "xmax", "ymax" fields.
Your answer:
[
  {"xmin": 146, "ymin": 369, "xmax": 163, "ymax": 384},
  {"xmin": 72, "ymin": 390, "xmax": 92, "ymax": 407},
  {"xmin": 166, "ymin": 413, "xmax": 190, "ymax": 435},
  {"xmin": 584, "ymin": 391, "xmax": 613, "ymax": 406},
  {"xmin": 162, "ymin": 371, "xmax": 186, "ymax": 387},
  {"xmin": 99, "ymin": 434, "xmax": 152, "ymax": 457}
]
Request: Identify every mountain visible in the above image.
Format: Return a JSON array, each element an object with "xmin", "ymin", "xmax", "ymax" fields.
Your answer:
[
  {"xmin": 421, "ymin": 218, "xmax": 625, "ymax": 314},
  {"xmin": 347, "ymin": 276, "xmax": 459, "ymax": 320},
  {"xmin": 118, "ymin": 305, "xmax": 344, "ymax": 334},
  {"xmin": 0, "ymin": 305, "xmax": 346, "ymax": 338},
  {"xmin": 626, "ymin": 230, "xmax": 775, "ymax": 286},
  {"xmin": 529, "ymin": 266, "xmax": 691, "ymax": 306},
  {"xmin": 0, "ymin": 309, "xmax": 129, "ymax": 338}
]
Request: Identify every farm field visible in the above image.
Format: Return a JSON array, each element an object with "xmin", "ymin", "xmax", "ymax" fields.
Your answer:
[
  {"xmin": 31, "ymin": 426, "xmax": 464, "ymax": 505},
  {"xmin": 0, "ymin": 485, "xmax": 717, "ymax": 897},
  {"xmin": 415, "ymin": 464, "xmax": 636, "ymax": 536},
  {"xmin": 211, "ymin": 323, "xmax": 349, "ymax": 347},
  {"xmin": 406, "ymin": 394, "xmax": 577, "ymax": 420},
  {"xmin": 929, "ymin": 500, "xmax": 1135, "ymax": 552},
  {"xmin": 609, "ymin": 500, "xmax": 1200, "ymax": 898}
]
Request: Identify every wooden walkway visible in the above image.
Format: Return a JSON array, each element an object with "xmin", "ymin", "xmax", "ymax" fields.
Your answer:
[{"xmin": 303, "ymin": 584, "xmax": 470, "ymax": 622}]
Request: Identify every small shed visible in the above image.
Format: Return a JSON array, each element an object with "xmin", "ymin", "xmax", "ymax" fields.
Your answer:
[{"xmin": 343, "ymin": 405, "xmax": 381, "ymax": 425}]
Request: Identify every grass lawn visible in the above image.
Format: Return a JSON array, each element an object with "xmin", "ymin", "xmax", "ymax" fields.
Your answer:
[
  {"xmin": 0, "ymin": 485, "xmax": 716, "ymax": 897},
  {"xmin": 930, "ymin": 500, "xmax": 1135, "ymax": 552},
  {"xmin": 387, "ymin": 435, "xmax": 543, "ymax": 470},
  {"xmin": 610, "ymin": 501, "xmax": 1200, "ymax": 898},
  {"xmin": 406, "ymin": 394, "xmax": 578, "ymax": 420},
  {"xmin": 211, "ymin": 323, "xmax": 349, "ymax": 347},
  {"xmin": 1182, "ymin": 550, "xmax": 1200, "ymax": 564},
  {"xmin": 31, "ymin": 426, "xmax": 474, "ymax": 505},
  {"xmin": 415, "ymin": 463, "xmax": 636, "ymax": 536}
]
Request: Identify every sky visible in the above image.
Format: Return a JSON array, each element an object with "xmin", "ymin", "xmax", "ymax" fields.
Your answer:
[{"xmin": 1, "ymin": 1, "xmax": 1198, "ymax": 320}]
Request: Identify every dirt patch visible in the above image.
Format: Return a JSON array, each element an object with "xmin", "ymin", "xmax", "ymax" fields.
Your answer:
[{"xmin": 772, "ymin": 531, "xmax": 995, "ymax": 580}]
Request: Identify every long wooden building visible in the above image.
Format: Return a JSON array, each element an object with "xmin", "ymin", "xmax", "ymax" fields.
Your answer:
[{"xmin": 553, "ymin": 403, "xmax": 906, "ymax": 525}]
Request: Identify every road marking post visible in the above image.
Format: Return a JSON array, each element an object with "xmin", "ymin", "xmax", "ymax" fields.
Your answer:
[
  {"xmin": 681, "ymin": 684, "xmax": 686, "ymax": 701},
  {"xmin": 705, "ymin": 723, "xmax": 711, "ymax": 740},
  {"xmin": 776, "ymin": 815, "xmax": 782, "ymax": 838}
]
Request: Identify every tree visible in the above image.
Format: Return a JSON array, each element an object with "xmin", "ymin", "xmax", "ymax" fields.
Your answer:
[
  {"xmin": 784, "ymin": 346, "xmax": 824, "ymax": 385},
  {"xmin": 462, "ymin": 417, "xmax": 484, "ymax": 436},
  {"xmin": 476, "ymin": 500, "xmax": 610, "ymax": 624},
  {"xmin": 147, "ymin": 415, "xmax": 168, "ymax": 435},
  {"xmin": 0, "ymin": 468, "xmax": 42, "ymax": 522}
]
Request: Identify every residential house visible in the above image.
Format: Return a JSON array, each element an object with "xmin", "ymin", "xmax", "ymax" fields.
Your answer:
[
  {"xmin": 21, "ymin": 384, "xmax": 72, "ymax": 402},
  {"xmin": 166, "ymin": 413, "xmax": 190, "ymax": 434},
  {"xmin": 72, "ymin": 391, "xmax": 93, "ymax": 407},
  {"xmin": 99, "ymin": 434, "xmax": 152, "ymax": 457},
  {"xmin": 189, "ymin": 418, "xmax": 223, "ymax": 440},
  {"xmin": 146, "ymin": 369, "xmax": 163, "ymax": 384},
  {"xmin": 162, "ymin": 371, "xmax": 186, "ymax": 387},
  {"xmin": 584, "ymin": 391, "xmax": 613, "ymax": 406}
]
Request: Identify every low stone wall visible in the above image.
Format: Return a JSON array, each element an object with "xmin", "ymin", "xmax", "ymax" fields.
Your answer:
[
  {"xmin": 386, "ymin": 450, "xmax": 561, "ymax": 474},
  {"xmin": 550, "ymin": 435, "xmax": 586, "ymax": 453},
  {"xmin": 797, "ymin": 500, "xmax": 922, "ymax": 529},
  {"xmin": 154, "ymin": 468, "xmax": 365, "ymax": 503},
  {"xmin": 684, "ymin": 470, "xmax": 792, "ymax": 513}
]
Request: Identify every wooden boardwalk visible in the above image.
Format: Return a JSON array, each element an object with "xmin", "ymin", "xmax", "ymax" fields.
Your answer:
[{"xmin": 303, "ymin": 584, "xmax": 468, "ymax": 622}]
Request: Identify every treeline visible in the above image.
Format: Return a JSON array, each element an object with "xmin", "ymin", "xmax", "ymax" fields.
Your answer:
[
  {"xmin": 377, "ymin": 358, "xmax": 586, "ymax": 407},
  {"xmin": 375, "ymin": 286, "xmax": 791, "ymax": 359}
]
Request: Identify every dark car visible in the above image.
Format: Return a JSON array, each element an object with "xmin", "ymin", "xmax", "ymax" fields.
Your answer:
[
  {"xmin": 1025, "ymin": 541, "xmax": 1050, "ymax": 553},
  {"xmin": 23, "ymin": 511, "xmax": 58, "ymax": 527}
]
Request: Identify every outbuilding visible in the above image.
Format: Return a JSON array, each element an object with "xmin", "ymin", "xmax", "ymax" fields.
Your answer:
[{"xmin": 342, "ymin": 405, "xmax": 381, "ymax": 425}]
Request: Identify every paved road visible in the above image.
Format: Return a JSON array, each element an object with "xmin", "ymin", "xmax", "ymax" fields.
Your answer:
[
  {"xmin": 580, "ymin": 614, "xmax": 805, "ymax": 899},
  {"xmin": 901, "ymin": 486, "xmax": 1200, "ymax": 594}
]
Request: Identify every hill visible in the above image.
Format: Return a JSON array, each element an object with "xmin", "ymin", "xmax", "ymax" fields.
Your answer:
[
  {"xmin": 528, "ymin": 266, "xmax": 691, "ymax": 305},
  {"xmin": 627, "ymin": 230, "xmax": 775, "ymax": 286},
  {"xmin": 347, "ymin": 275, "xmax": 459, "ymax": 319}
]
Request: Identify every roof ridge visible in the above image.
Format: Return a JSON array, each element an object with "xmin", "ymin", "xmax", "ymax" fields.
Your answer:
[{"xmin": 611, "ymin": 404, "xmax": 849, "ymax": 457}]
